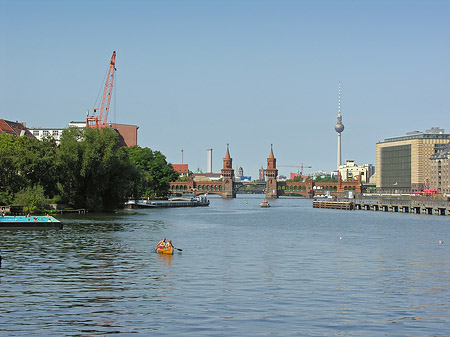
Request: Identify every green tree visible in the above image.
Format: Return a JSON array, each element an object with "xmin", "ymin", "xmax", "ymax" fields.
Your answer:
[
  {"xmin": 14, "ymin": 136, "xmax": 58, "ymax": 197},
  {"xmin": 313, "ymin": 175, "xmax": 338, "ymax": 182},
  {"xmin": 0, "ymin": 134, "xmax": 23, "ymax": 198},
  {"xmin": 57, "ymin": 127, "xmax": 138, "ymax": 211},
  {"xmin": 128, "ymin": 146, "xmax": 179, "ymax": 199},
  {"xmin": 0, "ymin": 134, "xmax": 58, "ymax": 201}
]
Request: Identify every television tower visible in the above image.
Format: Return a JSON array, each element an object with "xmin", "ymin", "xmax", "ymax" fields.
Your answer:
[{"xmin": 334, "ymin": 81, "xmax": 345, "ymax": 169}]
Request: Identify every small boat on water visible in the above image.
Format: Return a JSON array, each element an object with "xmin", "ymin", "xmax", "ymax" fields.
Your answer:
[
  {"xmin": 0, "ymin": 215, "xmax": 62, "ymax": 229},
  {"xmin": 259, "ymin": 200, "xmax": 270, "ymax": 208},
  {"xmin": 156, "ymin": 246, "xmax": 174, "ymax": 255}
]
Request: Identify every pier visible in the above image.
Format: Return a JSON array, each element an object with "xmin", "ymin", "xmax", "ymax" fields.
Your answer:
[
  {"xmin": 313, "ymin": 200, "xmax": 353, "ymax": 210},
  {"xmin": 313, "ymin": 197, "xmax": 450, "ymax": 215}
]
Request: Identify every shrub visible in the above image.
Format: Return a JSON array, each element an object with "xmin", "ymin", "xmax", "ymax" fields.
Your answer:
[{"xmin": 14, "ymin": 185, "xmax": 47, "ymax": 214}]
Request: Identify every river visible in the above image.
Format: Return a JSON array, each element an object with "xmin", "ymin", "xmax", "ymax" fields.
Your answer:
[{"xmin": 0, "ymin": 195, "xmax": 449, "ymax": 336}]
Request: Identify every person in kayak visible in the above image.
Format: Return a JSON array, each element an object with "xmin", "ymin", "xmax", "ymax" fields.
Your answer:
[
  {"xmin": 156, "ymin": 238, "xmax": 166, "ymax": 249},
  {"xmin": 165, "ymin": 239, "xmax": 173, "ymax": 248}
]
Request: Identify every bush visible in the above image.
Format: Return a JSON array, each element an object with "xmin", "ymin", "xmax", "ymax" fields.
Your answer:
[
  {"xmin": 0, "ymin": 191, "xmax": 14, "ymax": 206},
  {"xmin": 14, "ymin": 185, "xmax": 47, "ymax": 214}
]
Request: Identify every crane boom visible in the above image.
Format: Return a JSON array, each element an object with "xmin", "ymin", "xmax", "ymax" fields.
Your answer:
[
  {"xmin": 279, "ymin": 163, "xmax": 312, "ymax": 175},
  {"xmin": 87, "ymin": 51, "xmax": 116, "ymax": 128}
]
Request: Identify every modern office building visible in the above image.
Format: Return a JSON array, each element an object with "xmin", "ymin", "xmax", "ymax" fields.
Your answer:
[
  {"xmin": 430, "ymin": 142, "xmax": 450, "ymax": 195},
  {"xmin": 376, "ymin": 127, "xmax": 450, "ymax": 193}
]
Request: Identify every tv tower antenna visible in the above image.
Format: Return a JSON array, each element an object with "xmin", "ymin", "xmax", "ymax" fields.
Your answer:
[{"xmin": 338, "ymin": 81, "xmax": 341, "ymax": 117}]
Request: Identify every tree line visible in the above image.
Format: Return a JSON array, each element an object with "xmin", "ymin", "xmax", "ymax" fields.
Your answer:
[{"xmin": 0, "ymin": 127, "xmax": 179, "ymax": 213}]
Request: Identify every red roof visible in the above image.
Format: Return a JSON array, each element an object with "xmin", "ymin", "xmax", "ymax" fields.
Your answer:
[
  {"xmin": 172, "ymin": 164, "xmax": 188, "ymax": 173},
  {"xmin": 0, "ymin": 119, "xmax": 35, "ymax": 138},
  {"xmin": 290, "ymin": 172, "xmax": 309, "ymax": 180}
]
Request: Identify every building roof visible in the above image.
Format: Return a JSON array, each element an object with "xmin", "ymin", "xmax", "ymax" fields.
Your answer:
[
  {"xmin": 381, "ymin": 127, "xmax": 450, "ymax": 143},
  {"xmin": 0, "ymin": 119, "xmax": 35, "ymax": 139},
  {"xmin": 269, "ymin": 144, "xmax": 274, "ymax": 159},
  {"xmin": 224, "ymin": 145, "xmax": 231, "ymax": 159},
  {"xmin": 172, "ymin": 164, "xmax": 189, "ymax": 173}
]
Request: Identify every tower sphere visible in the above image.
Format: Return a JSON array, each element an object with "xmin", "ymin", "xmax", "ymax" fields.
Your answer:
[{"xmin": 335, "ymin": 122, "xmax": 344, "ymax": 133}]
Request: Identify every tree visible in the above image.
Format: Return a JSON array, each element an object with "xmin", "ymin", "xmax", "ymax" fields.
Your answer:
[
  {"xmin": 14, "ymin": 136, "xmax": 58, "ymax": 197},
  {"xmin": 128, "ymin": 146, "xmax": 179, "ymax": 199},
  {"xmin": 57, "ymin": 127, "xmax": 138, "ymax": 211},
  {"xmin": 0, "ymin": 134, "xmax": 23, "ymax": 199},
  {"xmin": 0, "ymin": 134, "xmax": 57, "ymax": 201},
  {"xmin": 313, "ymin": 175, "xmax": 338, "ymax": 182}
]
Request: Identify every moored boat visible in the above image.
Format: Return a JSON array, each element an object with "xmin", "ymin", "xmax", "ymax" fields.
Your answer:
[
  {"xmin": 156, "ymin": 246, "xmax": 174, "ymax": 255},
  {"xmin": 126, "ymin": 194, "xmax": 209, "ymax": 209}
]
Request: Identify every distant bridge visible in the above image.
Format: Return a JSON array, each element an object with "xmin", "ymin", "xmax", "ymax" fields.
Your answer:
[{"xmin": 169, "ymin": 177, "xmax": 362, "ymax": 198}]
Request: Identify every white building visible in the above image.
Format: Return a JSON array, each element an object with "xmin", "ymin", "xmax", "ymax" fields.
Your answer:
[
  {"xmin": 28, "ymin": 121, "xmax": 86, "ymax": 144},
  {"xmin": 338, "ymin": 160, "xmax": 374, "ymax": 183},
  {"xmin": 28, "ymin": 127, "xmax": 64, "ymax": 143}
]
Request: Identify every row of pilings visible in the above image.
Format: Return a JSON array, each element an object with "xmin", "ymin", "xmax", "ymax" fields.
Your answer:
[{"xmin": 313, "ymin": 197, "xmax": 450, "ymax": 216}]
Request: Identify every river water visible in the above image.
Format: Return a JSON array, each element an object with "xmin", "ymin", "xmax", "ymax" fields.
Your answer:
[{"xmin": 0, "ymin": 195, "xmax": 449, "ymax": 336}]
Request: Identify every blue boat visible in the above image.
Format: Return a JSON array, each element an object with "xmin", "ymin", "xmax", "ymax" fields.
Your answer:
[{"xmin": 0, "ymin": 215, "xmax": 62, "ymax": 229}]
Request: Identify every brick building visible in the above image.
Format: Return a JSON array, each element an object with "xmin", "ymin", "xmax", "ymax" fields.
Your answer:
[{"xmin": 0, "ymin": 119, "xmax": 34, "ymax": 139}]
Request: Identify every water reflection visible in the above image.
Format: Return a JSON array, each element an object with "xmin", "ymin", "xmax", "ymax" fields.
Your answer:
[{"xmin": 157, "ymin": 253, "xmax": 173, "ymax": 267}]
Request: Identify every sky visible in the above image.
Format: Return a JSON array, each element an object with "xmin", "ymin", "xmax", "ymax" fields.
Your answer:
[{"xmin": 1, "ymin": 0, "xmax": 449, "ymax": 178}]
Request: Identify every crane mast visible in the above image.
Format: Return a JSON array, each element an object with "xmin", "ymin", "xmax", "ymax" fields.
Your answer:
[{"xmin": 86, "ymin": 51, "xmax": 116, "ymax": 128}]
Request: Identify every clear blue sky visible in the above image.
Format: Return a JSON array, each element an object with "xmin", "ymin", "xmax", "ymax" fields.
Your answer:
[{"xmin": 1, "ymin": 0, "xmax": 449, "ymax": 178}]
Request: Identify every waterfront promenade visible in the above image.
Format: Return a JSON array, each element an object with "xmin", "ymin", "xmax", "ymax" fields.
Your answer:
[{"xmin": 314, "ymin": 196, "xmax": 450, "ymax": 215}]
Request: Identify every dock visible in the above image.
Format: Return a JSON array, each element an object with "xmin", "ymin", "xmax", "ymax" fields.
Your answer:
[
  {"xmin": 313, "ymin": 200, "xmax": 353, "ymax": 210},
  {"xmin": 313, "ymin": 197, "xmax": 450, "ymax": 216}
]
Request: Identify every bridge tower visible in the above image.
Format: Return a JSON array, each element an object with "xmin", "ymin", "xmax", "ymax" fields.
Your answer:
[
  {"xmin": 221, "ymin": 144, "xmax": 235, "ymax": 199},
  {"xmin": 265, "ymin": 144, "xmax": 278, "ymax": 199}
]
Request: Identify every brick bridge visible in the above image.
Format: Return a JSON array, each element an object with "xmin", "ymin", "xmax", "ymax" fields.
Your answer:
[{"xmin": 169, "ymin": 146, "xmax": 361, "ymax": 199}]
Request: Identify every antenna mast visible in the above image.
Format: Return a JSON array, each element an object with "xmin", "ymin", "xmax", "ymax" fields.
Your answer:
[{"xmin": 338, "ymin": 81, "xmax": 341, "ymax": 117}]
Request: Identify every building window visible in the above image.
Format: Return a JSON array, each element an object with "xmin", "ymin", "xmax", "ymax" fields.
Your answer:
[
  {"xmin": 380, "ymin": 145, "xmax": 411, "ymax": 188},
  {"xmin": 52, "ymin": 130, "xmax": 59, "ymax": 137},
  {"xmin": 33, "ymin": 130, "xmax": 40, "ymax": 136}
]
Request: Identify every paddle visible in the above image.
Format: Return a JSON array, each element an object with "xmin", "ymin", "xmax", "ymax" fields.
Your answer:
[{"xmin": 173, "ymin": 246, "xmax": 182, "ymax": 251}]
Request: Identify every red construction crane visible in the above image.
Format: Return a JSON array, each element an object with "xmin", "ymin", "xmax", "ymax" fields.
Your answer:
[
  {"xmin": 278, "ymin": 163, "xmax": 312, "ymax": 175},
  {"xmin": 86, "ymin": 51, "xmax": 116, "ymax": 128}
]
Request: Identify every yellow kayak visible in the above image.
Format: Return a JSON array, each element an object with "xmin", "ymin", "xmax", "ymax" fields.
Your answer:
[{"xmin": 156, "ymin": 246, "xmax": 174, "ymax": 255}]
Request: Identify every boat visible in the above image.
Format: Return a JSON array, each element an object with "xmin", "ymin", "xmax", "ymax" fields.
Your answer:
[
  {"xmin": 259, "ymin": 200, "xmax": 270, "ymax": 208},
  {"xmin": 126, "ymin": 194, "xmax": 210, "ymax": 209},
  {"xmin": 156, "ymin": 246, "xmax": 174, "ymax": 255},
  {"xmin": 0, "ymin": 215, "xmax": 62, "ymax": 229}
]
